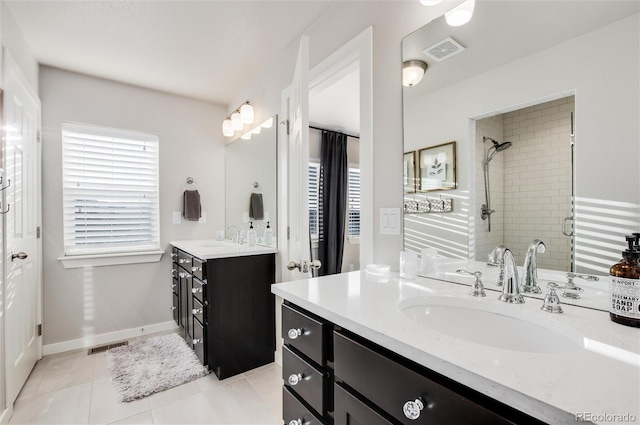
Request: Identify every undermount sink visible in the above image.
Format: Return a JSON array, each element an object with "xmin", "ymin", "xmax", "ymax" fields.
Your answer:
[
  {"xmin": 197, "ymin": 241, "xmax": 227, "ymax": 248},
  {"xmin": 400, "ymin": 296, "xmax": 584, "ymax": 353}
]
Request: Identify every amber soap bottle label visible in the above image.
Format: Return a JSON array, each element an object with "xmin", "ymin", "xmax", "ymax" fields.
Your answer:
[{"xmin": 609, "ymin": 276, "xmax": 640, "ymax": 319}]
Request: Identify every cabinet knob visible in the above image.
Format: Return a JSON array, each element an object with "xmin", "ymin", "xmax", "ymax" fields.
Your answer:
[
  {"xmin": 191, "ymin": 266, "xmax": 202, "ymax": 272},
  {"xmin": 193, "ymin": 338, "xmax": 202, "ymax": 345},
  {"xmin": 192, "ymin": 288, "xmax": 202, "ymax": 294},
  {"xmin": 403, "ymin": 398, "xmax": 424, "ymax": 420},
  {"xmin": 287, "ymin": 328, "xmax": 303, "ymax": 340},
  {"xmin": 171, "ymin": 306, "xmax": 177, "ymax": 311},
  {"xmin": 288, "ymin": 420, "xmax": 303, "ymax": 425},
  {"xmin": 171, "ymin": 284, "xmax": 176, "ymax": 289},
  {"xmin": 192, "ymin": 308, "xmax": 203, "ymax": 314},
  {"xmin": 170, "ymin": 253, "xmax": 177, "ymax": 258},
  {"xmin": 287, "ymin": 373, "xmax": 303, "ymax": 386},
  {"xmin": 179, "ymin": 272, "xmax": 186, "ymax": 278},
  {"xmin": 179, "ymin": 258, "xmax": 190, "ymax": 264},
  {"xmin": 170, "ymin": 268, "xmax": 176, "ymax": 273}
]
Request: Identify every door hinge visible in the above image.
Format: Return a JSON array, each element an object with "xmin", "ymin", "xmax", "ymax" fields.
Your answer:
[
  {"xmin": 37, "ymin": 130, "xmax": 41, "ymax": 143},
  {"xmin": 280, "ymin": 119, "xmax": 290, "ymax": 135},
  {"xmin": 37, "ymin": 226, "xmax": 41, "ymax": 238},
  {"xmin": 37, "ymin": 324, "xmax": 42, "ymax": 336},
  {"xmin": 287, "ymin": 226, "xmax": 290, "ymax": 240}
]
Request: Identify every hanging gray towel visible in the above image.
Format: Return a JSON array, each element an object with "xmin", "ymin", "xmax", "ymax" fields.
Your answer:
[
  {"xmin": 183, "ymin": 190, "xmax": 201, "ymax": 221},
  {"xmin": 249, "ymin": 193, "xmax": 264, "ymax": 220}
]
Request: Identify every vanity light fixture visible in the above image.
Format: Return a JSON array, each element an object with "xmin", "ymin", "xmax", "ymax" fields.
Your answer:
[
  {"xmin": 445, "ymin": 0, "xmax": 475, "ymax": 27},
  {"xmin": 402, "ymin": 60, "xmax": 428, "ymax": 87},
  {"xmin": 221, "ymin": 100, "xmax": 255, "ymax": 137}
]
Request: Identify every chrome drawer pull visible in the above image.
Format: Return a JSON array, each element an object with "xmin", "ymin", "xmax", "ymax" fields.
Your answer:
[
  {"xmin": 192, "ymin": 288, "xmax": 203, "ymax": 294},
  {"xmin": 288, "ymin": 420, "xmax": 303, "ymax": 425},
  {"xmin": 193, "ymin": 338, "xmax": 202, "ymax": 345},
  {"xmin": 287, "ymin": 373, "xmax": 303, "ymax": 386},
  {"xmin": 191, "ymin": 266, "xmax": 202, "ymax": 272},
  {"xmin": 179, "ymin": 258, "xmax": 189, "ymax": 263},
  {"xmin": 403, "ymin": 398, "xmax": 424, "ymax": 420},
  {"xmin": 192, "ymin": 308, "xmax": 203, "ymax": 314},
  {"xmin": 287, "ymin": 328, "xmax": 303, "ymax": 339}
]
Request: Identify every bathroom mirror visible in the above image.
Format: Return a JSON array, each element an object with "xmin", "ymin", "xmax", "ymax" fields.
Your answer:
[
  {"xmin": 402, "ymin": 1, "xmax": 640, "ymax": 278},
  {"xmin": 225, "ymin": 115, "xmax": 277, "ymax": 247}
]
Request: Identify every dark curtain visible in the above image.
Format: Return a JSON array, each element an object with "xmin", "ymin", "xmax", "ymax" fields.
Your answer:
[{"xmin": 318, "ymin": 130, "xmax": 348, "ymax": 276}]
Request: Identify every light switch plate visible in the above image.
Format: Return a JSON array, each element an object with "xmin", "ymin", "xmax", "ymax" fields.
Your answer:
[
  {"xmin": 172, "ymin": 211, "xmax": 182, "ymax": 224},
  {"xmin": 380, "ymin": 207, "xmax": 401, "ymax": 235}
]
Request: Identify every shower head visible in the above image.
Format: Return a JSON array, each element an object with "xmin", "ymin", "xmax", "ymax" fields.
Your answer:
[{"xmin": 483, "ymin": 137, "xmax": 512, "ymax": 163}]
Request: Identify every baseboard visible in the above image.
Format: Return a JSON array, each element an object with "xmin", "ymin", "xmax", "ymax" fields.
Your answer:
[{"xmin": 42, "ymin": 321, "xmax": 179, "ymax": 356}]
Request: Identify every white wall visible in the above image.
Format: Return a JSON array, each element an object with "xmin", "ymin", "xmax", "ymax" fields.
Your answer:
[
  {"xmin": 226, "ymin": 2, "xmax": 448, "ymax": 268},
  {"xmin": 404, "ymin": 14, "xmax": 640, "ymax": 273},
  {"xmin": 39, "ymin": 66, "xmax": 227, "ymax": 348}
]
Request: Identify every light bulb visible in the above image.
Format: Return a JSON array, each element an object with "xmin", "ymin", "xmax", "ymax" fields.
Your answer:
[
  {"xmin": 231, "ymin": 112, "xmax": 243, "ymax": 130},
  {"xmin": 445, "ymin": 0, "xmax": 475, "ymax": 27},
  {"xmin": 240, "ymin": 103, "xmax": 254, "ymax": 124},
  {"xmin": 222, "ymin": 119, "xmax": 234, "ymax": 137}
]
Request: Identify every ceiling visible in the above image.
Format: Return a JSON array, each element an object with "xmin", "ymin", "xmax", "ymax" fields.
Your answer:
[
  {"xmin": 402, "ymin": 1, "xmax": 640, "ymax": 99},
  {"xmin": 6, "ymin": 0, "xmax": 337, "ymax": 105}
]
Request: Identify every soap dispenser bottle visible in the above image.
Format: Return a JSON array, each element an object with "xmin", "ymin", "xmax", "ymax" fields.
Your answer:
[
  {"xmin": 264, "ymin": 221, "xmax": 273, "ymax": 246},
  {"xmin": 609, "ymin": 235, "xmax": 640, "ymax": 327},
  {"xmin": 247, "ymin": 221, "xmax": 257, "ymax": 246}
]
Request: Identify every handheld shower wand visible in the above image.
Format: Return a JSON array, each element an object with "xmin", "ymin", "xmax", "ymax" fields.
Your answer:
[{"xmin": 481, "ymin": 137, "xmax": 512, "ymax": 231}]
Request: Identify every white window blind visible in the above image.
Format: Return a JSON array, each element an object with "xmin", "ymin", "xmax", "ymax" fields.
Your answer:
[
  {"xmin": 308, "ymin": 162, "xmax": 320, "ymax": 239},
  {"xmin": 61, "ymin": 122, "xmax": 160, "ymax": 256},
  {"xmin": 348, "ymin": 167, "xmax": 361, "ymax": 237}
]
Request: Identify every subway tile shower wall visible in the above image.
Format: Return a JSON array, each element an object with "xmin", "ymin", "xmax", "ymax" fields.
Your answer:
[{"xmin": 476, "ymin": 96, "xmax": 574, "ymax": 271}]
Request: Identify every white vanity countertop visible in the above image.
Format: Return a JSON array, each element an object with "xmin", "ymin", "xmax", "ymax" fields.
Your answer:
[
  {"xmin": 272, "ymin": 271, "xmax": 640, "ymax": 425},
  {"xmin": 170, "ymin": 239, "xmax": 277, "ymax": 260}
]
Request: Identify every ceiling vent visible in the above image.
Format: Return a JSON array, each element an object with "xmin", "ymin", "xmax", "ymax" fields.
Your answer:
[{"xmin": 423, "ymin": 37, "xmax": 466, "ymax": 62}]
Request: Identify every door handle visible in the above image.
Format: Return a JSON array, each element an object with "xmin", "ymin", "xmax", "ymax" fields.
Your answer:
[
  {"xmin": 11, "ymin": 252, "xmax": 28, "ymax": 261},
  {"xmin": 562, "ymin": 217, "xmax": 574, "ymax": 237}
]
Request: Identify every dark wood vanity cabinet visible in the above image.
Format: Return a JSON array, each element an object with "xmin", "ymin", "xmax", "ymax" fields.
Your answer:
[
  {"xmin": 281, "ymin": 302, "xmax": 545, "ymax": 425},
  {"xmin": 171, "ymin": 247, "xmax": 275, "ymax": 379}
]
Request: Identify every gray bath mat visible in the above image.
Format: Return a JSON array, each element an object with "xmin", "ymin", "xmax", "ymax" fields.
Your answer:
[{"xmin": 106, "ymin": 333, "xmax": 207, "ymax": 402}]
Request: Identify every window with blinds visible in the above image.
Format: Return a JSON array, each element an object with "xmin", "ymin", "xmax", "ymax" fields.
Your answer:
[
  {"xmin": 61, "ymin": 122, "xmax": 160, "ymax": 256},
  {"xmin": 348, "ymin": 167, "xmax": 361, "ymax": 237},
  {"xmin": 308, "ymin": 162, "xmax": 360, "ymax": 239}
]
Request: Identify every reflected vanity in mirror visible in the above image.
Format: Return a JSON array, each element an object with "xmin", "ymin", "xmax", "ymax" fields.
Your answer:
[
  {"xmin": 225, "ymin": 115, "xmax": 277, "ymax": 247},
  {"xmin": 402, "ymin": 1, "xmax": 640, "ymax": 310}
]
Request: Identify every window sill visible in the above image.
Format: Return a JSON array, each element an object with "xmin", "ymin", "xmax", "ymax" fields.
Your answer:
[{"xmin": 58, "ymin": 250, "xmax": 165, "ymax": 269}]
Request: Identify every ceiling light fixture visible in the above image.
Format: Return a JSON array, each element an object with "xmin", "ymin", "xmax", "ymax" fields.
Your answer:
[
  {"xmin": 402, "ymin": 60, "xmax": 428, "ymax": 87},
  {"xmin": 222, "ymin": 100, "xmax": 255, "ymax": 137},
  {"xmin": 445, "ymin": 0, "xmax": 475, "ymax": 27}
]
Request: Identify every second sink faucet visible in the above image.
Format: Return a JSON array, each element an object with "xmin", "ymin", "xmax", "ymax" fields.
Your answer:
[
  {"xmin": 225, "ymin": 225, "xmax": 240, "ymax": 244},
  {"xmin": 522, "ymin": 239, "xmax": 546, "ymax": 294}
]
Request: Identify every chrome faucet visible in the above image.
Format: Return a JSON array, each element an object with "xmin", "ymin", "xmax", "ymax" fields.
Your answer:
[
  {"xmin": 225, "ymin": 225, "xmax": 240, "ymax": 244},
  {"xmin": 521, "ymin": 239, "xmax": 546, "ymax": 294},
  {"xmin": 498, "ymin": 248, "xmax": 525, "ymax": 304}
]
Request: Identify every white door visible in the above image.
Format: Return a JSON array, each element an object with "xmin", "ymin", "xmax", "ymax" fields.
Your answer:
[
  {"xmin": 280, "ymin": 36, "xmax": 317, "ymax": 280},
  {"xmin": 3, "ymin": 49, "xmax": 42, "ymax": 405}
]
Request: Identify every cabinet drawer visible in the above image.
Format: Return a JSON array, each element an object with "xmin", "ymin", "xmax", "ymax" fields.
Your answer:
[
  {"xmin": 283, "ymin": 386, "xmax": 323, "ymax": 425},
  {"xmin": 192, "ymin": 297, "xmax": 205, "ymax": 326},
  {"xmin": 192, "ymin": 277, "xmax": 206, "ymax": 304},
  {"xmin": 283, "ymin": 345, "xmax": 326, "ymax": 416},
  {"xmin": 193, "ymin": 318, "xmax": 206, "ymax": 365},
  {"xmin": 177, "ymin": 251, "xmax": 192, "ymax": 268},
  {"xmin": 171, "ymin": 246, "xmax": 179, "ymax": 262},
  {"xmin": 191, "ymin": 257, "xmax": 205, "ymax": 280},
  {"xmin": 334, "ymin": 382, "xmax": 394, "ymax": 425},
  {"xmin": 282, "ymin": 304, "xmax": 327, "ymax": 366},
  {"xmin": 334, "ymin": 331, "xmax": 513, "ymax": 425}
]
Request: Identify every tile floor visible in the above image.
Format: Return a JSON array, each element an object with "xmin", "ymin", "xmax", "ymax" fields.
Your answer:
[{"xmin": 8, "ymin": 336, "xmax": 283, "ymax": 425}]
